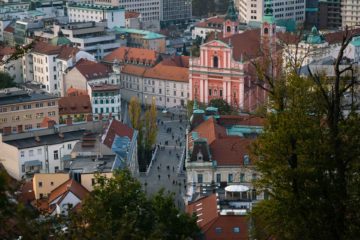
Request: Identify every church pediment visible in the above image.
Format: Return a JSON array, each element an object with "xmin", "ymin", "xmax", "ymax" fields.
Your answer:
[{"xmin": 202, "ymin": 40, "xmax": 230, "ymax": 49}]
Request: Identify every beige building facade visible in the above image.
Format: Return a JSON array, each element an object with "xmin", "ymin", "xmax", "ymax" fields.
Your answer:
[
  {"xmin": 33, "ymin": 173, "xmax": 70, "ymax": 199},
  {"xmin": 0, "ymin": 88, "xmax": 59, "ymax": 134}
]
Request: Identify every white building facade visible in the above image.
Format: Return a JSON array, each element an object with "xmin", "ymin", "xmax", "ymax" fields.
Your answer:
[
  {"xmin": 238, "ymin": 0, "xmax": 305, "ymax": 24},
  {"xmin": 67, "ymin": 3, "xmax": 125, "ymax": 29}
]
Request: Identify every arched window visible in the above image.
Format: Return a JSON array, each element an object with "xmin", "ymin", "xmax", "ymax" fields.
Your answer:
[
  {"xmin": 264, "ymin": 27, "xmax": 269, "ymax": 34},
  {"xmin": 213, "ymin": 56, "xmax": 219, "ymax": 68},
  {"xmin": 227, "ymin": 26, "xmax": 231, "ymax": 32}
]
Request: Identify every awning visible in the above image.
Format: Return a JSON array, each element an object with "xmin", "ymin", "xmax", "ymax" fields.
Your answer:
[
  {"xmin": 24, "ymin": 160, "xmax": 42, "ymax": 167},
  {"xmin": 225, "ymin": 185, "xmax": 249, "ymax": 193}
]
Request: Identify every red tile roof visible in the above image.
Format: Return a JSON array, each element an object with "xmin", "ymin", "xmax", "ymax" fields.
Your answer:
[
  {"xmin": 4, "ymin": 25, "xmax": 14, "ymax": 33},
  {"xmin": 103, "ymin": 119, "xmax": 134, "ymax": 149},
  {"xmin": 90, "ymin": 83, "xmax": 120, "ymax": 92},
  {"xmin": 211, "ymin": 137, "xmax": 253, "ymax": 165},
  {"xmin": 125, "ymin": 11, "xmax": 140, "ymax": 19},
  {"xmin": 161, "ymin": 55, "xmax": 189, "ymax": 68},
  {"xmin": 103, "ymin": 47, "xmax": 158, "ymax": 65},
  {"xmin": 0, "ymin": 46, "xmax": 16, "ymax": 61},
  {"xmin": 217, "ymin": 115, "xmax": 265, "ymax": 126},
  {"xmin": 48, "ymin": 179, "xmax": 89, "ymax": 204},
  {"xmin": 32, "ymin": 41, "xmax": 62, "ymax": 55},
  {"xmin": 186, "ymin": 194, "xmax": 219, "ymax": 228},
  {"xmin": 75, "ymin": 58, "xmax": 112, "ymax": 80},
  {"xmin": 195, "ymin": 16, "xmax": 225, "ymax": 29},
  {"xmin": 202, "ymin": 215, "xmax": 249, "ymax": 240},
  {"xmin": 59, "ymin": 95, "xmax": 92, "ymax": 115},
  {"xmin": 193, "ymin": 117, "xmax": 226, "ymax": 145},
  {"xmin": 57, "ymin": 46, "xmax": 80, "ymax": 60}
]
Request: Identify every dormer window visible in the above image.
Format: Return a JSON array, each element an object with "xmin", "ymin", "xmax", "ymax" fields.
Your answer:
[
  {"xmin": 213, "ymin": 56, "xmax": 219, "ymax": 68},
  {"xmin": 264, "ymin": 27, "xmax": 269, "ymax": 34},
  {"xmin": 197, "ymin": 152, "xmax": 203, "ymax": 161}
]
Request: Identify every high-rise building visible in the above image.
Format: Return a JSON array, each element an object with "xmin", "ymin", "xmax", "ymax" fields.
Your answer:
[
  {"xmin": 318, "ymin": 0, "xmax": 341, "ymax": 29},
  {"xmin": 305, "ymin": 0, "xmax": 319, "ymax": 29},
  {"xmin": 341, "ymin": 0, "xmax": 360, "ymax": 28},
  {"xmin": 238, "ymin": 0, "xmax": 305, "ymax": 24},
  {"xmin": 160, "ymin": 0, "xmax": 192, "ymax": 24}
]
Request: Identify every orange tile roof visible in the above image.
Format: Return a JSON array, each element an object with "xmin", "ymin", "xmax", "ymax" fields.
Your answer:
[
  {"xmin": 48, "ymin": 179, "xmax": 89, "ymax": 204},
  {"xmin": 125, "ymin": 11, "xmax": 140, "ymax": 19},
  {"xmin": 59, "ymin": 95, "xmax": 92, "ymax": 115},
  {"xmin": 144, "ymin": 63, "xmax": 189, "ymax": 82},
  {"xmin": 186, "ymin": 194, "xmax": 219, "ymax": 228},
  {"xmin": 0, "ymin": 46, "xmax": 16, "ymax": 61},
  {"xmin": 75, "ymin": 58, "xmax": 112, "ymax": 80},
  {"xmin": 103, "ymin": 47, "xmax": 158, "ymax": 65},
  {"xmin": 4, "ymin": 25, "xmax": 14, "ymax": 33}
]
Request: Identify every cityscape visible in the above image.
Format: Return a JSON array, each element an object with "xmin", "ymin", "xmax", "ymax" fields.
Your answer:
[{"xmin": 0, "ymin": 0, "xmax": 359, "ymax": 239}]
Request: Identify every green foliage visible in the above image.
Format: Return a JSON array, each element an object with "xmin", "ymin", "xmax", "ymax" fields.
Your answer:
[
  {"xmin": 144, "ymin": 98, "xmax": 158, "ymax": 151},
  {"xmin": 0, "ymin": 71, "xmax": 15, "ymax": 89},
  {"xmin": 209, "ymin": 98, "xmax": 232, "ymax": 115},
  {"xmin": 68, "ymin": 170, "xmax": 200, "ymax": 239},
  {"xmin": 128, "ymin": 96, "xmax": 142, "ymax": 130},
  {"xmin": 251, "ymin": 69, "xmax": 360, "ymax": 239}
]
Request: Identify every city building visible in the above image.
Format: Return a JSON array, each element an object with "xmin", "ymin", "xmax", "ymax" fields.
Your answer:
[
  {"xmin": 58, "ymin": 94, "xmax": 92, "ymax": 123},
  {"xmin": 0, "ymin": 87, "xmax": 59, "ymax": 134},
  {"xmin": 113, "ymin": 27, "xmax": 166, "ymax": 53},
  {"xmin": 238, "ymin": 0, "xmax": 305, "ymax": 26},
  {"xmin": 63, "ymin": 58, "xmax": 119, "ymax": 96},
  {"xmin": 282, "ymin": 26, "xmax": 360, "ymax": 67},
  {"xmin": 102, "ymin": 119, "xmax": 139, "ymax": 176},
  {"xmin": 125, "ymin": 11, "xmax": 142, "ymax": 29},
  {"xmin": 120, "ymin": 60, "xmax": 189, "ymax": 107},
  {"xmin": 102, "ymin": 46, "xmax": 159, "ymax": 67},
  {"xmin": 35, "ymin": 22, "xmax": 124, "ymax": 60},
  {"xmin": 76, "ymin": 0, "xmax": 160, "ymax": 31},
  {"xmin": 14, "ymin": 19, "xmax": 44, "ymax": 45},
  {"xmin": 160, "ymin": 0, "xmax": 192, "ymax": 24},
  {"xmin": 88, "ymin": 84, "xmax": 121, "ymax": 121},
  {"xmin": 3, "ymin": 23, "xmax": 15, "ymax": 46},
  {"xmin": 67, "ymin": 2, "xmax": 125, "ymax": 29},
  {"xmin": 47, "ymin": 178, "xmax": 89, "ymax": 215},
  {"xmin": 189, "ymin": 5, "xmax": 282, "ymax": 111},
  {"xmin": 0, "ymin": 19, "xmax": 11, "ymax": 42},
  {"xmin": 192, "ymin": 16, "xmax": 226, "ymax": 40},
  {"xmin": 304, "ymin": 0, "xmax": 319, "ymax": 29},
  {"xmin": 33, "ymin": 173, "xmax": 69, "ymax": 199},
  {"xmin": 186, "ymin": 105, "xmax": 264, "ymax": 196},
  {"xmin": 0, "ymin": 120, "xmax": 104, "ymax": 180},
  {"xmin": 318, "ymin": 0, "xmax": 341, "ymax": 29},
  {"xmin": 0, "ymin": 46, "xmax": 22, "ymax": 83},
  {"xmin": 117, "ymin": 0, "xmax": 161, "ymax": 31},
  {"xmin": 341, "ymin": 0, "xmax": 360, "ymax": 28},
  {"xmin": 186, "ymin": 194, "xmax": 250, "ymax": 239}
]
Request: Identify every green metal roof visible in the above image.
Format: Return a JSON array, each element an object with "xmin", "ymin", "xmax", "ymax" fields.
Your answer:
[
  {"xmin": 113, "ymin": 27, "xmax": 165, "ymax": 40},
  {"xmin": 351, "ymin": 37, "xmax": 360, "ymax": 47},
  {"xmin": 305, "ymin": 26, "xmax": 325, "ymax": 44},
  {"xmin": 50, "ymin": 36, "xmax": 71, "ymax": 46},
  {"xmin": 225, "ymin": 0, "xmax": 238, "ymax": 21},
  {"xmin": 27, "ymin": 10, "xmax": 45, "ymax": 17},
  {"xmin": 226, "ymin": 125, "xmax": 263, "ymax": 137},
  {"xmin": 206, "ymin": 106, "xmax": 218, "ymax": 112}
]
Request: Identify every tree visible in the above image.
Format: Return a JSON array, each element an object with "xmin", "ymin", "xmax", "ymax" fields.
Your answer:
[
  {"xmin": 128, "ymin": 96, "xmax": 141, "ymax": 129},
  {"xmin": 0, "ymin": 72, "xmax": 15, "ymax": 89},
  {"xmin": 209, "ymin": 98, "xmax": 232, "ymax": 115},
  {"xmin": 68, "ymin": 170, "xmax": 200, "ymax": 239},
  {"xmin": 251, "ymin": 28, "xmax": 360, "ymax": 239},
  {"xmin": 144, "ymin": 98, "xmax": 158, "ymax": 152}
]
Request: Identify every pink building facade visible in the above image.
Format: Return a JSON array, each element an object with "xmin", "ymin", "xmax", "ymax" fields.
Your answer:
[{"xmin": 189, "ymin": 40, "xmax": 245, "ymax": 109}]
